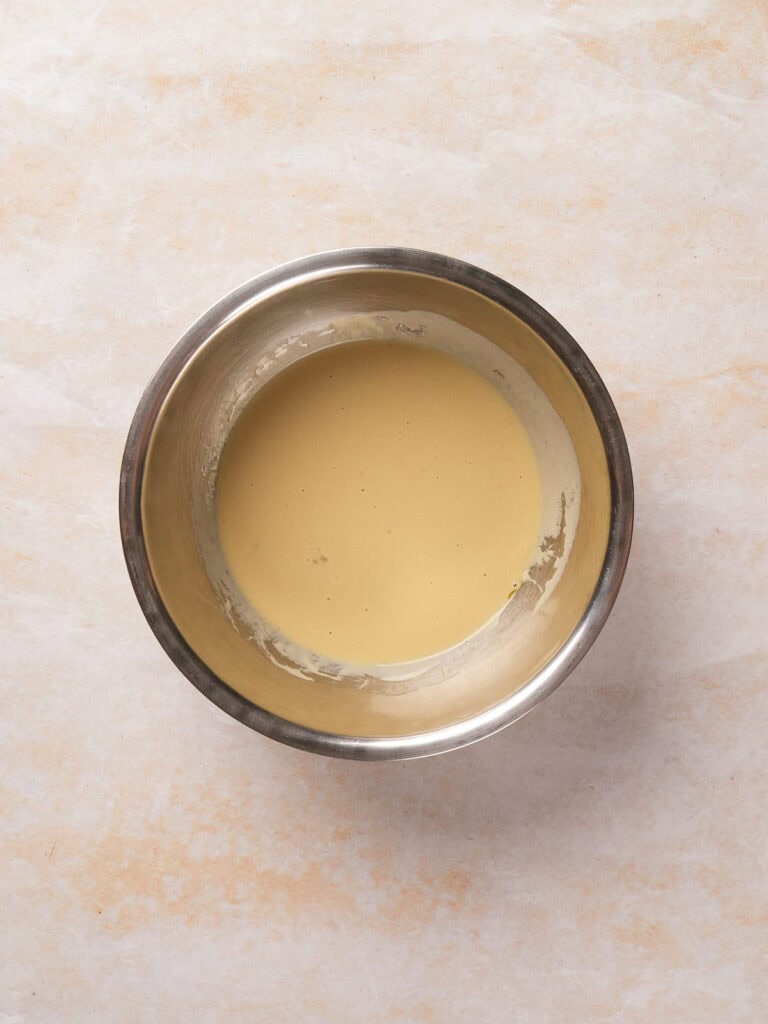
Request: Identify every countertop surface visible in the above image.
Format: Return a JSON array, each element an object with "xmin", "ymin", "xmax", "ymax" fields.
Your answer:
[{"xmin": 2, "ymin": 2, "xmax": 766, "ymax": 1020}]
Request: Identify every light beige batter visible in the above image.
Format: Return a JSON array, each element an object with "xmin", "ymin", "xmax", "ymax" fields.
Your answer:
[{"xmin": 216, "ymin": 340, "xmax": 542, "ymax": 664}]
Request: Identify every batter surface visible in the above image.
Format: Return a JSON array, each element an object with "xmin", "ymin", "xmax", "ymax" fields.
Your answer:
[{"xmin": 216, "ymin": 340, "xmax": 542, "ymax": 664}]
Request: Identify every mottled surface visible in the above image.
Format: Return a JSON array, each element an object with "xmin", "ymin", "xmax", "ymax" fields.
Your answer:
[{"xmin": 1, "ymin": 1, "xmax": 766, "ymax": 1020}]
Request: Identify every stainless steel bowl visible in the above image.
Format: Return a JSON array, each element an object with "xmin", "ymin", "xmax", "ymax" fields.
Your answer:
[{"xmin": 120, "ymin": 248, "xmax": 632, "ymax": 760}]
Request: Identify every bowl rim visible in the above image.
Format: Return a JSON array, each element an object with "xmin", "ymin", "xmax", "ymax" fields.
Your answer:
[{"xmin": 119, "ymin": 246, "xmax": 633, "ymax": 760}]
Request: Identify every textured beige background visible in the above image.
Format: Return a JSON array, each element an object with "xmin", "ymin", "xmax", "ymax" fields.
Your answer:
[{"xmin": 2, "ymin": 1, "xmax": 766, "ymax": 1021}]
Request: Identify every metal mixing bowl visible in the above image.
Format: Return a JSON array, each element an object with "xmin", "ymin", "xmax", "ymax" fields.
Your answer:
[{"xmin": 119, "ymin": 248, "xmax": 632, "ymax": 760}]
